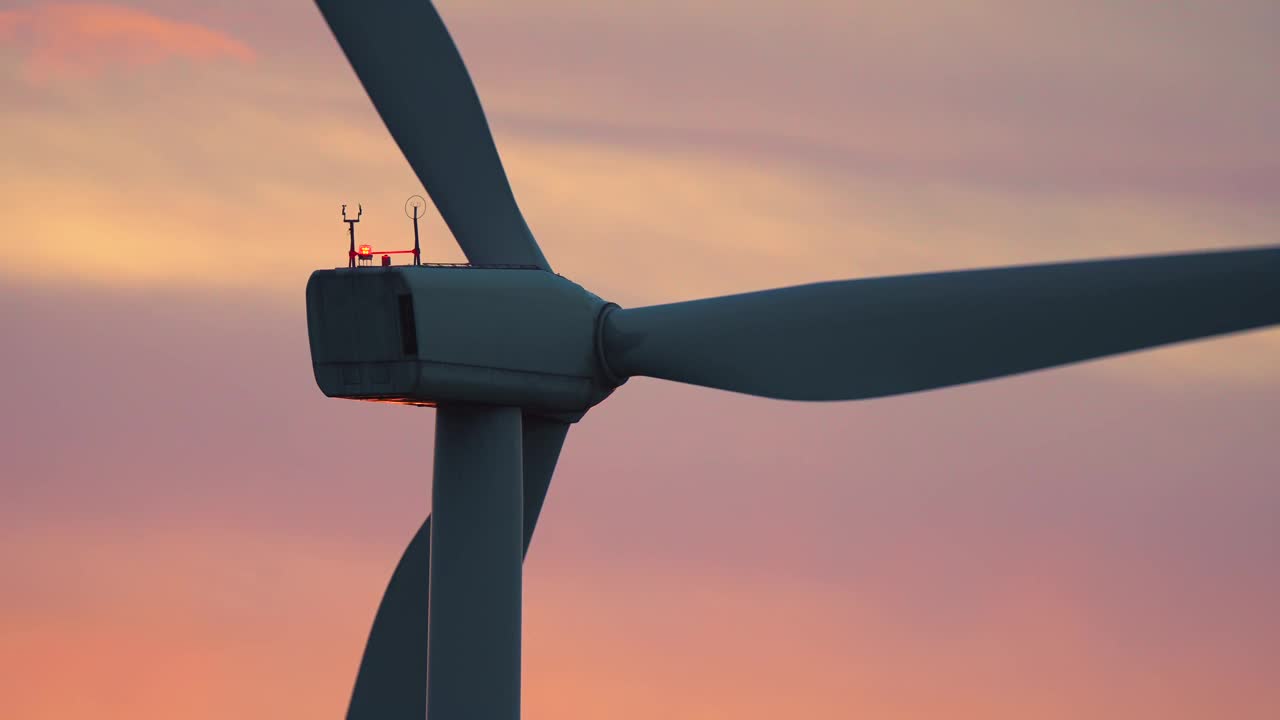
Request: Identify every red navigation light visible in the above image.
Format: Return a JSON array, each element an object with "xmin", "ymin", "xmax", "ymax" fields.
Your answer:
[{"xmin": 358, "ymin": 244, "xmax": 373, "ymax": 257}]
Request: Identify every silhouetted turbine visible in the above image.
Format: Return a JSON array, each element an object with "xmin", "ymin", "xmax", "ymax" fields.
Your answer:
[{"xmin": 308, "ymin": 1, "xmax": 1280, "ymax": 718}]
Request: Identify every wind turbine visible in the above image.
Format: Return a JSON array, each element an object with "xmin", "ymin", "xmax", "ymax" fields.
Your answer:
[{"xmin": 307, "ymin": 2, "xmax": 1280, "ymax": 718}]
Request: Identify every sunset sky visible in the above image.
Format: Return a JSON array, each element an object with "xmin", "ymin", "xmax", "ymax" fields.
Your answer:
[{"xmin": 2, "ymin": 1, "xmax": 1278, "ymax": 718}]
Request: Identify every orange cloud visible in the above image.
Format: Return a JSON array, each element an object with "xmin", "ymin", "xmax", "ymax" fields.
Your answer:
[{"xmin": 0, "ymin": 3, "xmax": 253, "ymax": 84}]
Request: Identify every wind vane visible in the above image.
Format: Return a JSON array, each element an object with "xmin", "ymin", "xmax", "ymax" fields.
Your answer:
[{"xmin": 342, "ymin": 203, "xmax": 362, "ymax": 268}]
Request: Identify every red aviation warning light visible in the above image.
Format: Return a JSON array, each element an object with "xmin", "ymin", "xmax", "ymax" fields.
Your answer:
[{"xmin": 358, "ymin": 244, "xmax": 373, "ymax": 258}]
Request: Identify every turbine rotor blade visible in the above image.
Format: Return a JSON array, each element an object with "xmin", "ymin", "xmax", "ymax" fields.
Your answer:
[
  {"xmin": 314, "ymin": 0, "xmax": 550, "ymax": 268},
  {"xmin": 602, "ymin": 246, "xmax": 1280, "ymax": 401},
  {"xmin": 521, "ymin": 414, "xmax": 571, "ymax": 556},
  {"xmin": 346, "ymin": 517, "xmax": 431, "ymax": 720},
  {"xmin": 346, "ymin": 413, "xmax": 570, "ymax": 719}
]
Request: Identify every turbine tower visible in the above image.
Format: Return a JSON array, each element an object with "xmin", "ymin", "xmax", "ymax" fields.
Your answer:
[{"xmin": 307, "ymin": 2, "xmax": 1280, "ymax": 717}]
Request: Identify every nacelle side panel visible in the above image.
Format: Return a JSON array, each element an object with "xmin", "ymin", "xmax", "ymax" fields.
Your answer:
[{"xmin": 306, "ymin": 267, "xmax": 616, "ymax": 415}]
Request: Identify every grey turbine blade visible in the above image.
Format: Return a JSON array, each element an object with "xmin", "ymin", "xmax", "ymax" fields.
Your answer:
[
  {"xmin": 521, "ymin": 414, "xmax": 571, "ymax": 556},
  {"xmin": 346, "ymin": 517, "xmax": 431, "ymax": 720},
  {"xmin": 314, "ymin": 0, "xmax": 550, "ymax": 269},
  {"xmin": 602, "ymin": 246, "xmax": 1280, "ymax": 401},
  {"xmin": 346, "ymin": 413, "xmax": 570, "ymax": 719}
]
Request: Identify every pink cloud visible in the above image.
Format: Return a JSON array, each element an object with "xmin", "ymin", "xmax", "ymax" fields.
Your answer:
[{"xmin": 0, "ymin": 3, "xmax": 253, "ymax": 84}]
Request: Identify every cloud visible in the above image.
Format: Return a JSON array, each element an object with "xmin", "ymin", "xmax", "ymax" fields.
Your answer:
[
  {"xmin": 0, "ymin": 3, "xmax": 253, "ymax": 84},
  {"xmin": 2, "ymin": 54, "xmax": 1277, "ymax": 388},
  {"xmin": 453, "ymin": 0, "xmax": 1280, "ymax": 206}
]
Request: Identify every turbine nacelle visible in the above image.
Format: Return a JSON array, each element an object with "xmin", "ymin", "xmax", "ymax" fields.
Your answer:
[{"xmin": 305, "ymin": 266, "xmax": 620, "ymax": 420}]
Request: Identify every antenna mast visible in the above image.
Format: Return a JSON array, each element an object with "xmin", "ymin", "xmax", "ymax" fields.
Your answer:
[
  {"xmin": 412, "ymin": 206, "xmax": 421, "ymax": 266},
  {"xmin": 343, "ymin": 203, "xmax": 363, "ymax": 268},
  {"xmin": 405, "ymin": 195, "xmax": 426, "ymax": 266}
]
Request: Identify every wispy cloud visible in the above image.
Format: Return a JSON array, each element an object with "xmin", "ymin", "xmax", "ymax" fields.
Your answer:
[
  {"xmin": 3, "ymin": 53, "xmax": 1277, "ymax": 387},
  {"xmin": 0, "ymin": 3, "xmax": 253, "ymax": 85}
]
